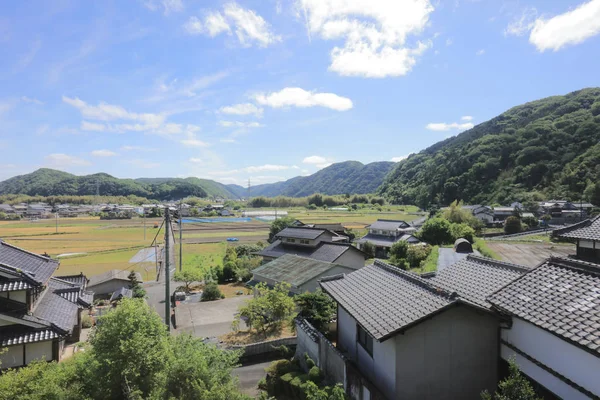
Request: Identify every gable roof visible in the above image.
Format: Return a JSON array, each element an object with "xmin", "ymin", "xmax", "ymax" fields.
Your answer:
[
  {"xmin": 275, "ymin": 227, "xmax": 329, "ymax": 240},
  {"xmin": 88, "ymin": 269, "xmax": 141, "ymax": 288},
  {"xmin": 252, "ymin": 254, "xmax": 355, "ymax": 289},
  {"xmin": 487, "ymin": 257, "xmax": 600, "ymax": 354},
  {"xmin": 0, "ymin": 239, "xmax": 59, "ymax": 285},
  {"xmin": 368, "ymin": 219, "xmax": 410, "ymax": 231},
  {"xmin": 553, "ymin": 215, "xmax": 600, "ymax": 241},
  {"xmin": 427, "ymin": 255, "xmax": 529, "ymax": 309},
  {"xmin": 308, "ymin": 223, "xmax": 345, "ymax": 232},
  {"xmin": 257, "ymin": 240, "xmax": 367, "ymax": 263},
  {"xmin": 320, "ymin": 260, "xmax": 458, "ymax": 341}
]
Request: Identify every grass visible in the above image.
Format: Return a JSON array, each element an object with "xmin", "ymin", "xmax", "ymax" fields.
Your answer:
[
  {"xmin": 474, "ymin": 238, "xmax": 501, "ymax": 260},
  {"xmin": 218, "ymin": 282, "xmax": 252, "ymax": 298},
  {"xmin": 220, "ymin": 322, "xmax": 295, "ymax": 345},
  {"xmin": 414, "ymin": 245, "xmax": 439, "ymax": 273},
  {"xmin": 178, "ymin": 242, "xmax": 228, "ymax": 273}
]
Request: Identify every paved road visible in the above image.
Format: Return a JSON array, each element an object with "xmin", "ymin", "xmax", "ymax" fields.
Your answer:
[
  {"xmin": 437, "ymin": 248, "xmax": 479, "ymax": 271},
  {"xmin": 233, "ymin": 361, "xmax": 272, "ymax": 398},
  {"xmin": 175, "ymin": 295, "xmax": 251, "ymax": 338},
  {"xmin": 486, "ymin": 242, "xmax": 574, "ymax": 267}
]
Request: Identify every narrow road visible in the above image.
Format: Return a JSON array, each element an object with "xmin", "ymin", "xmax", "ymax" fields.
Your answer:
[{"xmin": 233, "ymin": 361, "xmax": 272, "ymax": 398}]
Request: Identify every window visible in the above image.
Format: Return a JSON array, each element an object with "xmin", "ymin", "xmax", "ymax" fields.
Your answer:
[
  {"xmin": 300, "ymin": 239, "xmax": 309, "ymax": 244},
  {"xmin": 357, "ymin": 324, "xmax": 373, "ymax": 356}
]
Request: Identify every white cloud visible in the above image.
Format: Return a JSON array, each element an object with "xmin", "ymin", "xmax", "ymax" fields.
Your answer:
[
  {"xmin": 219, "ymin": 103, "xmax": 264, "ymax": 117},
  {"xmin": 476, "ymin": 49, "xmax": 485, "ymax": 56},
  {"xmin": 504, "ymin": 7, "xmax": 538, "ymax": 37},
  {"xmin": 81, "ymin": 121, "xmax": 106, "ymax": 132},
  {"xmin": 219, "ymin": 120, "xmax": 264, "ymax": 128},
  {"xmin": 16, "ymin": 38, "xmax": 41, "ymax": 70},
  {"xmin": 446, "ymin": 38, "xmax": 453, "ymax": 46},
  {"xmin": 220, "ymin": 138, "xmax": 238, "ymax": 144},
  {"xmin": 297, "ymin": 0, "xmax": 434, "ymax": 77},
  {"xmin": 529, "ymin": 0, "xmax": 600, "ymax": 52},
  {"xmin": 391, "ymin": 155, "xmax": 408, "ymax": 162},
  {"xmin": 426, "ymin": 122, "xmax": 474, "ymax": 131},
  {"xmin": 255, "ymin": 87, "xmax": 353, "ymax": 111},
  {"xmin": 244, "ymin": 164, "xmax": 291, "ymax": 173},
  {"xmin": 302, "ymin": 155, "xmax": 333, "ymax": 169},
  {"xmin": 144, "ymin": 0, "xmax": 183, "ymax": 15},
  {"xmin": 21, "ymin": 96, "xmax": 43, "ymax": 105},
  {"xmin": 461, "ymin": 115, "xmax": 473, "ymax": 121},
  {"xmin": 63, "ymin": 96, "xmax": 165, "ymax": 126},
  {"xmin": 189, "ymin": 157, "xmax": 203, "ymax": 163},
  {"xmin": 45, "ymin": 153, "xmax": 91, "ymax": 167},
  {"xmin": 91, "ymin": 149, "xmax": 117, "ymax": 157},
  {"xmin": 180, "ymin": 131, "xmax": 209, "ymax": 147},
  {"xmin": 121, "ymin": 145, "xmax": 157, "ymax": 151},
  {"xmin": 184, "ymin": 2, "xmax": 281, "ymax": 47}
]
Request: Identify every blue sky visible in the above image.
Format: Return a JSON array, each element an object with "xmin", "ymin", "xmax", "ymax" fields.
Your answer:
[{"xmin": 1, "ymin": 0, "xmax": 599, "ymax": 186}]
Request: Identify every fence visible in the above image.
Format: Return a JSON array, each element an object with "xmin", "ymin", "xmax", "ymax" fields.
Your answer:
[{"xmin": 230, "ymin": 337, "xmax": 297, "ymax": 359}]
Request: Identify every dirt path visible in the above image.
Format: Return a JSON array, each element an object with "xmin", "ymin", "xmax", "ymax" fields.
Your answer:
[{"xmin": 486, "ymin": 242, "xmax": 575, "ymax": 267}]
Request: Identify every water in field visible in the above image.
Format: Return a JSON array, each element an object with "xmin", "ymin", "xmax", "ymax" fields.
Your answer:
[{"xmin": 181, "ymin": 217, "xmax": 252, "ymax": 223}]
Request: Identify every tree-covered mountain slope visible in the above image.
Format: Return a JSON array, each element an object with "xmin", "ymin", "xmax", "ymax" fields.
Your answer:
[
  {"xmin": 247, "ymin": 161, "xmax": 396, "ymax": 197},
  {"xmin": 378, "ymin": 88, "xmax": 600, "ymax": 208}
]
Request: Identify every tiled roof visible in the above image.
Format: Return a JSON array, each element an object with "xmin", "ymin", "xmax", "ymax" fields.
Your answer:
[
  {"xmin": 368, "ymin": 219, "xmax": 410, "ymax": 231},
  {"xmin": 320, "ymin": 260, "xmax": 456, "ymax": 341},
  {"xmin": 88, "ymin": 269, "xmax": 141, "ymax": 287},
  {"xmin": 356, "ymin": 233, "xmax": 419, "ymax": 247},
  {"xmin": 33, "ymin": 279, "xmax": 80, "ymax": 333},
  {"xmin": 554, "ymin": 215, "xmax": 600, "ymax": 241},
  {"xmin": 276, "ymin": 227, "xmax": 327, "ymax": 240},
  {"xmin": 50, "ymin": 276, "xmax": 93, "ymax": 308},
  {"xmin": 0, "ymin": 280, "xmax": 32, "ymax": 292},
  {"xmin": 55, "ymin": 273, "xmax": 87, "ymax": 288},
  {"xmin": 0, "ymin": 239, "xmax": 59, "ymax": 285},
  {"xmin": 252, "ymin": 254, "xmax": 355, "ymax": 288},
  {"xmin": 428, "ymin": 255, "xmax": 529, "ymax": 309},
  {"xmin": 487, "ymin": 257, "xmax": 600, "ymax": 354},
  {"xmin": 110, "ymin": 287, "xmax": 133, "ymax": 302},
  {"xmin": 257, "ymin": 240, "xmax": 365, "ymax": 263},
  {"xmin": 0, "ymin": 328, "xmax": 59, "ymax": 346}
]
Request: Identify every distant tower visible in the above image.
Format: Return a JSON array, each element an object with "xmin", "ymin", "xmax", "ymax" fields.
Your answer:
[
  {"xmin": 95, "ymin": 179, "xmax": 100, "ymax": 209},
  {"xmin": 247, "ymin": 178, "xmax": 251, "ymax": 191}
]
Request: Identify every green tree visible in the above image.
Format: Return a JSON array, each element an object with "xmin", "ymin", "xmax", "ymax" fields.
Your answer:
[
  {"xmin": 360, "ymin": 241, "xmax": 375, "ymax": 258},
  {"xmin": 237, "ymin": 282, "xmax": 295, "ymax": 334},
  {"xmin": 449, "ymin": 223, "xmax": 475, "ymax": 243},
  {"xmin": 173, "ymin": 269, "xmax": 204, "ymax": 292},
  {"xmin": 504, "ymin": 216, "xmax": 523, "ymax": 234},
  {"xmin": 584, "ymin": 182, "xmax": 600, "ymax": 206},
  {"xmin": 406, "ymin": 244, "xmax": 433, "ymax": 269},
  {"xmin": 418, "ymin": 218, "xmax": 452, "ymax": 245},
  {"xmin": 127, "ymin": 271, "xmax": 146, "ymax": 298},
  {"xmin": 202, "ymin": 282, "xmax": 224, "ymax": 301},
  {"xmin": 389, "ymin": 240, "xmax": 409, "ymax": 261},
  {"xmin": 295, "ymin": 290, "xmax": 336, "ymax": 332},
  {"xmin": 268, "ymin": 217, "xmax": 296, "ymax": 243},
  {"xmin": 481, "ymin": 358, "xmax": 541, "ymax": 400}
]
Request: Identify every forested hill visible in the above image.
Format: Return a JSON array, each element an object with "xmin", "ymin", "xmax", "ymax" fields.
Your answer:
[
  {"xmin": 246, "ymin": 161, "xmax": 396, "ymax": 197},
  {"xmin": 378, "ymin": 88, "xmax": 600, "ymax": 208},
  {"xmin": 0, "ymin": 169, "xmax": 223, "ymax": 200}
]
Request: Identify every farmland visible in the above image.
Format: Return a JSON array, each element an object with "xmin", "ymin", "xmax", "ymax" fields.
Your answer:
[{"xmin": 0, "ymin": 205, "xmax": 425, "ymax": 279}]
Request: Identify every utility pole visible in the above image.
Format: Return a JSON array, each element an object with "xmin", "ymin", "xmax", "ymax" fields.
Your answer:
[
  {"xmin": 143, "ymin": 210, "xmax": 146, "ymax": 241},
  {"xmin": 55, "ymin": 213, "xmax": 58, "ymax": 234},
  {"xmin": 178, "ymin": 202, "xmax": 183, "ymax": 272},
  {"xmin": 164, "ymin": 211, "xmax": 171, "ymax": 330}
]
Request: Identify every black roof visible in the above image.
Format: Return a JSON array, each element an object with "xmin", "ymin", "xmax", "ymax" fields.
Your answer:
[
  {"xmin": 275, "ymin": 227, "xmax": 329, "ymax": 240},
  {"xmin": 488, "ymin": 257, "xmax": 600, "ymax": 354},
  {"xmin": 33, "ymin": 278, "xmax": 81, "ymax": 333},
  {"xmin": 0, "ymin": 328, "xmax": 59, "ymax": 346},
  {"xmin": 258, "ymin": 240, "xmax": 367, "ymax": 263},
  {"xmin": 368, "ymin": 219, "xmax": 410, "ymax": 230},
  {"xmin": 0, "ymin": 239, "xmax": 59, "ymax": 285},
  {"xmin": 554, "ymin": 215, "xmax": 600, "ymax": 241},
  {"xmin": 320, "ymin": 260, "xmax": 457, "ymax": 341},
  {"xmin": 428, "ymin": 255, "xmax": 529, "ymax": 309}
]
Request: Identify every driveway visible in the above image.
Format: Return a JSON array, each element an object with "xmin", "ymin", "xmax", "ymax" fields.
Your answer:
[
  {"xmin": 485, "ymin": 242, "xmax": 574, "ymax": 267},
  {"xmin": 233, "ymin": 361, "xmax": 272, "ymax": 397},
  {"xmin": 174, "ymin": 295, "xmax": 251, "ymax": 338},
  {"xmin": 437, "ymin": 248, "xmax": 480, "ymax": 271}
]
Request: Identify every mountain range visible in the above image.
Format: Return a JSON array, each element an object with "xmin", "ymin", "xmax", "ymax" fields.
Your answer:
[{"xmin": 1, "ymin": 88, "xmax": 599, "ymax": 205}]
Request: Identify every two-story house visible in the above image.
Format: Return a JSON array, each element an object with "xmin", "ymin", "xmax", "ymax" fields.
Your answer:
[
  {"xmin": 315, "ymin": 256, "xmax": 529, "ymax": 399},
  {"xmin": 257, "ymin": 227, "xmax": 367, "ymax": 269},
  {"xmin": 0, "ymin": 239, "xmax": 93, "ymax": 369},
  {"xmin": 553, "ymin": 215, "xmax": 600, "ymax": 263},
  {"xmin": 356, "ymin": 219, "xmax": 419, "ymax": 258},
  {"xmin": 488, "ymin": 257, "xmax": 600, "ymax": 400}
]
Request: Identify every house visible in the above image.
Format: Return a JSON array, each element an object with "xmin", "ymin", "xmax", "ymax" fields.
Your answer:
[
  {"xmin": 553, "ymin": 215, "xmax": 600, "ymax": 263},
  {"xmin": 248, "ymin": 254, "xmax": 362, "ymax": 294},
  {"xmin": 469, "ymin": 205, "xmax": 494, "ymax": 225},
  {"xmin": 257, "ymin": 227, "xmax": 366, "ymax": 269},
  {"xmin": 356, "ymin": 219, "xmax": 418, "ymax": 258},
  {"xmin": 26, "ymin": 203, "xmax": 52, "ymax": 218},
  {"xmin": 492, "ymin": 207, "xmax": 515, "ymax": 221},
  {"xmin": 309, "ymin": 256, "xmax": 529, "ymax": 400},
  {"xmin": 11, "ymin": 204, "xmax": 27, "ymax": 215},
  {"xmin": 0, "ymin": 204, "xmax": 15, "ymax": 214},
  {"xmin": 487, "ymin": 257, "xmax": 600, "ymax": 400},
  {"xmin": 302, "ymin": 223, "xmax": 346, "ymax": 236},
  {"xmin": 87, "ymin": 269, "xmax": 142, "ymax": 296},
  {"xmin": 109, "ymin": 287, "xmax": 133, "ymax": 303},
  {"xmin": 0, "ymin": 240, "xmax": 93, "ymax": 368},
  {"xmin": 218, "ymin": 209, "xmax": 232, "ymax": 216}
]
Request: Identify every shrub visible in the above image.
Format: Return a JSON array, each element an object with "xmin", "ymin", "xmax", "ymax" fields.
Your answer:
[
  {"xmin": 449, "ymin": 223, "xmax": 475, "ymax": 243},
  {"xmin": 522, "ymin": 216, "xmax": 538, "ymax": 229},
  {"xmin": 304, "ymin": 353, "xmax": 316, "ymax": 369},
  {"xmin": 504, "ymin": 216, "xmax": 523, "ymax": 234},
  {"xmin": 295, "ymin": 290, "xmax": 336, "ymax": 333},
  {"xmin": 308, "ymin": 366, "xmax": 321, "ymax": 384},
  {"xmin": 419, "ymin": 218, "xmax": 452, "ymax": 245},
  {"xmin": 222, "ymin": 262, "xmax": 236, "ymax": 282},
  {"xmin": 361, "ymin": 241, "xmax": 375, "ymax": 258},
  {"xmin": 406, "ymin": 244, "xmax": 432, "ymax": 269},
  {"xmin": 81, "ymin": 314, "xmax": 93, "ymax": 328},
  {"xmin": 389, "ymin": 240, "xmax": 408, "ymax": 260},
  {"xmin": 201, "ymin": 283, "xmax": 223, "ymax": 301}
]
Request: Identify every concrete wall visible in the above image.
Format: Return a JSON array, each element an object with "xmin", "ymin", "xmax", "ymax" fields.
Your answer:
[
  {"xmin": 337, "ymin": 306, "xmax": 356, "ymax": 356},
  {"xmin": 335, "ymin": 251, "xmax": 366, "ymax": 269},
  {"xmin": 0, "ymin": 290, "xmax": 27, "ymax": 303},
  {"xmin": 25, "ymin": 341, "xmax": 53, "ymax": 364},
  {"xmin": 88, "ymin": 280, "xmax": 129, "ymax": 296},
  {"xmin": 394, "ymin": 305, "xmax": 498, "ymax": 400},
  {"xmin": 501, "ymin": 318, "xmax": 600, "ymax": 399},
  {"xmin": 0, "ymin": 344, "xmax": 24, "ymax": 368},
  {"xmin": 232, "ymin": 337, "xmax": 296, "ymax": 358}
]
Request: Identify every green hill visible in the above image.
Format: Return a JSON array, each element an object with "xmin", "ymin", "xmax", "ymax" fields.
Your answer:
[
  {"xmin": 378, "ymin": 88, "xmax": 600, "ymax": 208},
  {"xmin": 248, "ymin": 161, "xmax": 396, "ymax": 197}
]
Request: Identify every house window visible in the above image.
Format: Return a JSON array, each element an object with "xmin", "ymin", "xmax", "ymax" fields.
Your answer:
[
  {"xmin": 357, "ymin": 324, "xmax": 373, "ymax": 356},
  {"xmin": 300, "ymin": 239, "xmax": 309, "ymax": 244},
  {"xmin": 286, "ymin": 238, "xmax": 295, "ymax": 243}
]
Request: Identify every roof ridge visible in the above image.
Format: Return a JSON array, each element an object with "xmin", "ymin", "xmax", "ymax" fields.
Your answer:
[
  {"xmin": 319, "ymin": 274, "xmax": 345, "ymax": 283},
  {"xmin": 547, "ymin": 256, "xmax": 600, "ymax": 277},
  {"xmin": 553, "ymin": 215, "xmax": 599, "ymax": 236},
  {"xmin": 373, "ymin": 260, "xmax": 457, "ymax": 300},
  {"xmin": 465, "ymin": 254, "xmax": 530, "ymax": 273},
  {"xmin": 0, "ymin": 240, "xmax": 59, "ymax": 264},
  {"xmin": 376, "ymin": 219, "xmax": 407, "ymax": 223}
]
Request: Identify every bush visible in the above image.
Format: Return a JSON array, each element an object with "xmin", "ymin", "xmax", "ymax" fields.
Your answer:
[
  {"xmin": 81, "ymin": 314, "xmax": 93, "ymax": 328},
  {"xmin": 308, "ymin": 366, "xmax": 321, "ymax": 384},
  {"xmin": 201, "ymin": 283, "xmax": 223, "ymax": 301},
  {"xmin": 419, "ymin": 218, "xmax": 452, "ymax": 245},
  {"xmin": 304, "ymin": 353, "xmax": 316, "ymax": 369},
  {"xmin": 449, "ymin": 223, "xmax": 475, "ymax": 243},
  {"xmin": 522, "ymin": 216, "xmax": 538, "ymax": 229},
  {"xmin": 406, "ymin": 244, "xmax": 432, "ymax": 269},
  {"xmin": 222, "ymin": 262, "xmax": 236, "ymax": 282},
  {"xmin": 361, "ymin": 241, "xmax": 375, "ymax": 258},
  {"xmin": 389, "ymin": 240, "xmax": 408, "ymax": 260},
  {"xmin": 504, "ymin": 216, "xmax": 523, "ymax": 234}
]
